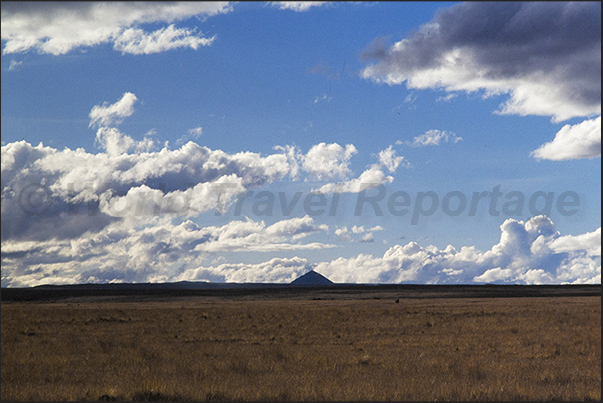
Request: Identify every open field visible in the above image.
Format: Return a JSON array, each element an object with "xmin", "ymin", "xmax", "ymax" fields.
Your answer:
[{"xmin": 1, "ymin": 286, "xmax": 601, "ymax": 401}]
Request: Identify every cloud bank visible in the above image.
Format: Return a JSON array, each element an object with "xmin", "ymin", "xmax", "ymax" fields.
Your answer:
[
  {"xmin": 4, "ymin": 214, "xmax": 597, "ymax": 287},
  {"xmin": 1, "ymin": 134, "xmax": 402, "ymax": 243},
  {"xmin": 1, "ymin": 92, "xmax": 406, "ymax": 289},
  {"xmin": 317, "ymin": 216, "xmax": 600, "ymax": 285},
  {"xmin": 0, "ymin": 215, "xmax": 333, "ymax": 287}
]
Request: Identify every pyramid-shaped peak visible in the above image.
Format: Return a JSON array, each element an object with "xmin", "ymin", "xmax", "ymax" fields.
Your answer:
[{"xmin": 290, "ymin": 270, "xmax": 334, "ymax": 286}]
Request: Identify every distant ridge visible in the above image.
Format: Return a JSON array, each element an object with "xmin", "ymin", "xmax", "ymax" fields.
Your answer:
[
  {"xmin": 1, "ymin": 283, "xmax": 599, "ymax": 303},
  {"xmin": 290, "ymin": 270, "xmax": 334, "ymax": 286}
]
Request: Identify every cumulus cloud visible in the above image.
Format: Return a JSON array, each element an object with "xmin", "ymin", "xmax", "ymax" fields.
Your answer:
[
  {"xmin": 302, "ymin": 142, "xmax": 357, "ymax": 180},
  {"xmin": 378, "ymin": 145, "xmax": 409, "ymax": 172},
  {"xmin": 175, "ymin": 257, "xmax": 310, "ymax": 283},
  {"xmin": 0, "ymin": 215, "xmax": 333, "ymax": 287},
  {"xmin": 269, "ymin": 2, "xmax": 331, "ymax": 12},
  {"xmin": 1, "ymin": 138, "xmax": 299, "ymax": 242},
  {"xmin": 2, "ymin": 214, "xmax": 599, "ymax": 286},
  {"xmin": 334, "ymin": 227, "xmax": 351, "ymax": 241},
  {"xmin": 265, "ymin": 215, "xmax": 329, "ymax": 240},
  {"xmin": 472, "ymin": 267, "xmax": 515, "ymax": 283},
  {"xmin": 317, "ymin": 164, "xmax": 393, "ymax": 194},
  {"xmin": 194, "ymin": 216, "xmax": 332, "ymax": 253},
  {"xmin": 359, "ymin": 233, "xmax": 375, "ymax": 243},
  {"xmin": 88, "ymin": 93, "xmax": 157, "ymax": 156},
  {"xmin": 3, "ymin": 92, "xmax": 407, "ymax": 288},
  {"xmin": 316, "ymin": 144, "xmax": 410, "ymax": 194},
  {"xmin": 550, "ymin": 227, "xmax": 601, "ymax": 257},
  {"xmin": 0, "ymin": 92, "xmax": 410, "ymax": 287},
  {"xmin": 1, "ymin": 2, "xmax": 231, "ymax": 55},
  {"xmin": 361, "ymin": 2, "xmax": 601, "ymax": 159},
  {"xmin": 315, "ymin": 216, "xmax": 600, "ymax": 285},
  {"xmin": 2, "ymin": 93, "xmax": 403, "ymax": 243},
  {"xmin": 273, "ymin": 145, "xmax": 302, "ymax": 181},
  {"xmin": 89, "ymin": 92, "xmax": 138, "ymax": 128},
  {"xmin": 277, "ymin": 142, "xmax": 403, "ymax": 193},
  {"xmin": 531, "ymin": 116, "xmax": 601, "ymax": 160}
]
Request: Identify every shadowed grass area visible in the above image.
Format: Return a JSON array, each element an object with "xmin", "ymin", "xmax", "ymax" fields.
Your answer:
[{"xmin": 1, "ymin": 294, "xmax": 600, "ymax": 401}]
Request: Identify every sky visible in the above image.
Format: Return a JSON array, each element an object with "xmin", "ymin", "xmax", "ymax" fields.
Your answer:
[{"xmin": 1, "ymin": 1, "xmax": 600, "ymax": 287}]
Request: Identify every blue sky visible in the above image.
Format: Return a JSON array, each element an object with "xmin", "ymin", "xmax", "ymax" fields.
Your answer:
[{"xmin": 1, "ymin": 1, "xmax": 600, "ymax": 286}]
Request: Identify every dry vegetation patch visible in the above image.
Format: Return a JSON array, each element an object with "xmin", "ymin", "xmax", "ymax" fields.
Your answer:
[{"xmin": 1, "ymin": 295, "xmax": 600, "ymax": 401}]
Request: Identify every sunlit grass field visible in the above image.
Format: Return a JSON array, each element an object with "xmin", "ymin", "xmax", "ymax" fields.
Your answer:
[{"xmin": 1, "ymin": 293, "xmax": 600, "ymax": 401}]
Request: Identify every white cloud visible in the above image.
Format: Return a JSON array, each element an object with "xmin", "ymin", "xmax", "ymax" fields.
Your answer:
[
  {"xmin": 273, "ymin": 145, "xmax": 302, "ymax": 180},
  {"xmin": 188, "ymin": 127, "xmax": 203, "ymax": 139},
  {"xmin": 99, "ymin": 176, "xmax": 246, "ymax": 219},
  {"xmin": 359, "ymin": 233, "xmax": 374, "ymax": 243},
  {"xmin": 378, "ymin": 145, "xmax": 408, "ymax": 172},
  {"xmin": 351, "ymin": 225, "xmax": 383, "ymax": 234},
  {"xmin": 351, "ymin": 225, "xmax": 364, "ymax": 234},
  {"xmin": 472, "ymin": 267, "xmax": 514, "ymax": 283},
  {"xmin": 2, "ymin": 94, "xmax": 403, "ymax": 243},
  {"xmin": 317, "ymin": 164, "xmax": 393, "ymax": 194},
  {"xmin": 314, "ymin": 216, "xmax": 600, "ymax": 285},
  {"xmin": 2, "ymin": 214, "xmax": 599, "ymax": 287},
  {"xmin": 88, "ymin": 93, "xmax": 157, "ymax": 155},
  {"xmin": 89, "ymin": 92, "xmax": 138, "ymax": 128},
  {"xmin": 277, "ymin": 142, "xmax": 400, "ymax": 189},
  {"xmin": 0, "ymin": 137, "xmax": 292, "ymax": 242},
  {"xmin": 113, "ymin": 25, "xmax": 215, "ymax": 55},
  {"xmin": 302, "ymin": 143, "xmax": 357, "ymax": 180},
  {"xmin": 175, "ymin": 257, "xmax": 310, "ymax": 283},
  {"xmin": 265, "ymin": 215, "xmax": 328, "ymax": 240},
  {"xmin": 334, "ymin": 227, "xmax": 351, "ymax": 241},
  {"xmin": 316, "ymin": 144, "xmax": 409, "ymax": 194},
  {"xmin": 407, "ymin": 129, "xmax": 462, "ymax": 147},
  {"xmin": 550, "ymin": 227, "xmax": 601, "ymax": 257},
  {"xmin": 0, "ymin": 215, "xmax": 333, "ymax": 287},
  {"xmin": 94, "ymin": 127, "xmax": 136, "ymax": 156},
  {"xmin": 179, "ymin": 215, "xmax": 331, "ymax": 253},
  {"xmin": 1, "ymin": 2, "xmax": 231, "ymax": 55},
  {"xmin": 335, "ymin": 225, "xmax": 384, "ymax": 243},
  {"xmin": 531, "ymin": 116, "xmax": 601, "ymax": 160},
  {"xmin": 270, "ymin": 2, "xmax": 331, "ymax": 12}
]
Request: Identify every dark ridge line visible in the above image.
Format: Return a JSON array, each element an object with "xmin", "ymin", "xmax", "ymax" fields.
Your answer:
[{"xmin": 1, "ymin": 283, "xmax": 600, "ymax": 302}]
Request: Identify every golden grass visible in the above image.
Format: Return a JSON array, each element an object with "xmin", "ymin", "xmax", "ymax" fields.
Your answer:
[{"xmin": 1, "ymin": 295, "xmax": 600, "ymax": 401}]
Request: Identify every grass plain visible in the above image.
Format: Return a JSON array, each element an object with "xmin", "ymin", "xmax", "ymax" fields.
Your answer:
[{"xmin": 1, "ymin": 286, "xmax": 601, "ymax": 401}]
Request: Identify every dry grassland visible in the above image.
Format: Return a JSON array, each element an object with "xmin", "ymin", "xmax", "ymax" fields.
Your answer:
[{"xmin": 1, "ymin": 295, "xmax": 600, "ymax": 401}]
